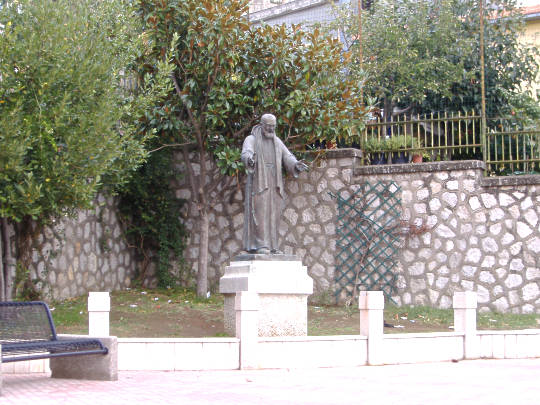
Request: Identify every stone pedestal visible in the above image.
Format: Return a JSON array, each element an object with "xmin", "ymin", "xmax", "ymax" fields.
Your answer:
[{"xmin": 219, "ymin": 254, "xmax": 313, "ymax": 337}]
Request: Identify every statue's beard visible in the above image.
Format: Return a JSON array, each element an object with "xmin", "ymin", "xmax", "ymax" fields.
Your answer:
[{"xmin": 263, "ymin": 131, "xmax": 275, "ymax": 139}]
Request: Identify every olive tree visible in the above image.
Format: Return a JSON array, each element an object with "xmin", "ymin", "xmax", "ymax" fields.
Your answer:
[{"xmin": 0, "ymin": 0, "xmax": 173, "ymax": 299}]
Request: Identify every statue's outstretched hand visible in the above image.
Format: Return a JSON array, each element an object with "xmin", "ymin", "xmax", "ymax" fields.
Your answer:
[
  {"xmin": 247, "ymin": 152, "xmax": 257, "ymax": 168},
  {"xmin": 295, "ymin": 160, "xmax": 309, "ymax": 172}
]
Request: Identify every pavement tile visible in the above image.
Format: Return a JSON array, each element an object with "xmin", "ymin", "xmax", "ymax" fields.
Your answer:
[{"xmin": 1, "ymin": 359, "xmax": 539, "ymax": 405}]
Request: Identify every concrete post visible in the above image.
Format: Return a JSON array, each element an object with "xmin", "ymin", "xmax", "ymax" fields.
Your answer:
[
  {"xmin": 453, "ymin": 291, "xmax": 479, "ymax": 359},
  {"xmin": 235, "ymin": 291, "xmax": 259, "ymax": 370},
  {"xmin": 358, "ymin": 291, "xmax": 385, "ymax": 365},
  {"xmin": 88, "ymin": 292, "xmax": 110, "ymax": 337}
]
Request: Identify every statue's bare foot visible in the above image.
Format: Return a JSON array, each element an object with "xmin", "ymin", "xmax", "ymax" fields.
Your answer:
[
  {"xmin": 256, "ymin": 247, "xmax": 271, "ymax": 254},
  {"xmin": 271, "ymin": 249, "xmax": 283, "ymax": 254}
]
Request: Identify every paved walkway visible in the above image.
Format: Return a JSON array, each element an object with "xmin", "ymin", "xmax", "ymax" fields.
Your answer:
[{"xmin": 1, "ymin": 359, "xmax": 539, "ymax": 404}]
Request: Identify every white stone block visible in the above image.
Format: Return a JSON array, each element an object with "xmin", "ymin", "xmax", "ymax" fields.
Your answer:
[
  {"xmin": 220, "ymin": 260, "xmax": 313, "ymax": 295},
  {"xmin": 220, "ymin": 258, "xmax": 313, "ymax": 337},
  {"xmin": 516, "ymin": 334, "xmax": 535, "ymax": 358},
  {"xmin": 118, "ymin": 342, "xmax": 147, "ymax": 370},
  {"xmin": 358, "ymin": 291, "xmax": 384, "ymax": 365},
  {"xmin": 453, "ymin": 291, "xmax": 478, "ymax": 309},
  {"xmin": 88, "ymin": 292, "xmax": 110, "ymax": 337},
  {"xmin": 504, "ymin": 334, "xmax": 518, "ymax": 359},
  {"xmin": 236, "ymin": 291, "xmax": 259, "ymax": 369},
  {"xmin": 479, "ymin": 334, "xmax": 493, "ymax": 358},
  {"xmin": 492, "ymin": 335, "xmax": 505, "ymax": 359},
  {"xmin": 174, "ymin": 342, "xmax": 204, "ymax": 370},
  {"xmin": 257, "ymin": 337, "xmax": 368, "ymax": 369},
  {"xmin": 195, "ymin": 341, "xmax": 240, "ymax": 370},
  {"xmin": 146, "ymin": 343, "xmax": 176, "ymax": 370}
]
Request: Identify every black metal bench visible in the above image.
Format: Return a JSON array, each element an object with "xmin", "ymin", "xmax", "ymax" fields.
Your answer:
[{"xmin": 0, "ymin": 301, "xmax": 108, "ymax": 363}]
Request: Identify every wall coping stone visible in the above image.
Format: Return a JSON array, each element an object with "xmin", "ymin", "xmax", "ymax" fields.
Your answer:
[
  {"xmin": 482, "ymin": 174, "xmax": 540, "ymax": 187},
  {"xmin": 118, "ymin": 337, "xmax": 239, "ymax": 343},
  {"xmin": 476, "ymin": 329, "xmax": 540, "ymax": 335},
  {"xmin": 383, "ymin": 332, "xmax": 464, "ymax": 339},
  {"xmin": 300, "ymin": 148, "xmax": 363, "ymax": 163},
  {"xmin": 354, "ymin": 160, "xmax": 485, "ymax": 176},
  {"xmin": 232, "ymin": 254, "xmax": 301, "ymax": 262},
  {"xmin": 259, "ymin": 335, "xmax": 368, "ymax": 342}
]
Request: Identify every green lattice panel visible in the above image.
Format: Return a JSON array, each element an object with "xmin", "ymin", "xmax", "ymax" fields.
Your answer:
[{"xmin": 332, "ymin": 181, "xmax": 401, "ymax": 303}]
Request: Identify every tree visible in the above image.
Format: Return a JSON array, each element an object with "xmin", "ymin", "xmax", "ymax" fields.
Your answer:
[
  {"xmin": 136, "ymin": 0, "xmax": 368, "ymax": 297},
  {"xmin": 0, "ymin": 0, "xmax": 173, "ymax": 299},
  {"xmin": 117, "ymin": 145, "xmax": 188, "ymax": 288},
  {"xmin": 328, "ymin": 0, "xmax": 474, "ymax": 119},
  {"xmin": 428, "ymin": 0, "xmax": 540, "ymax": 123},
  {"xmin": 327, "ymin": 0, "xmax": 539, "ymax": 123}
]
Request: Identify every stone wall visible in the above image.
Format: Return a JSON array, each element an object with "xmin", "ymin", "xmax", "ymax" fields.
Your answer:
[
  {"xmin": 179, "ymin": 150, "xmax": 540, "ymax": 313},
  {"xmin": 22, "ymin": 195, "xmax": 137, "ymax": 300},
  {"xmin": 356, "ymin": 161, "xmax": 540, "ymax": 314},
  {"xmin": 175, "ymin": 149, "xmax": 359, "ymax": 298},
  {"xmin": 17, "ymin": 148, "xmax": 539, "ymax": 314}
]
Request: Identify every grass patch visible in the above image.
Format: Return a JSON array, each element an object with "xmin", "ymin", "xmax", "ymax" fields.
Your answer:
[
  {"xmin": 50, "ymin": 296, "xmax": 89, "ymax": 332},
  {"xmin": 49, "ymin": 289, "xmax": 539, "ymax": 337},
  {"xmin": 477, "ymin": 311, "xmax": 539, "ymax": 330}
]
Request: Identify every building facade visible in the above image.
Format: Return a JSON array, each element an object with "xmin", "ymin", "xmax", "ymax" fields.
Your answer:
[{"xmin": 521, "ymin": 5, "xmax": 540, "ymax": 99}]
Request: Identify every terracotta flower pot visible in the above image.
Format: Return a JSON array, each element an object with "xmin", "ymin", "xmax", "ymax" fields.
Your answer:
[{"xmin": 412, "ymin": 154, "xmax": 423, "ymax": 163}]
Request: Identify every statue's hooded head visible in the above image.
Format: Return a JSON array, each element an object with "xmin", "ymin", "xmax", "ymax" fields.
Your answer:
[{"xmin": 261, "ymin": 114, "xmax": 276, "ymax": 139}]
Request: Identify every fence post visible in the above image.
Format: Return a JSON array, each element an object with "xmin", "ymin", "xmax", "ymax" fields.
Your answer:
[
  {"xmin": 359, "ymin": 291, "xmax": 385, "ymax": 365},
  {"xmin": 88, "ymin": 292, "xmax": 110, "ymax": 337},
  {"xmin": 235, "ymin": 291, "xmax": 259, "ymax": 370},
  {"xmin": 453, "ymin": 291, "xmax": 479, "ymax": 359}
]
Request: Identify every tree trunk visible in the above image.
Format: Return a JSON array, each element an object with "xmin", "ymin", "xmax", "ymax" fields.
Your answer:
[
  {"xmin": 196, "ymin": 209, "xmax": 209, "ymax": 298},
  {"xmin": 1, "ymin": 217, "xmax": 13, "ymax": 300}
]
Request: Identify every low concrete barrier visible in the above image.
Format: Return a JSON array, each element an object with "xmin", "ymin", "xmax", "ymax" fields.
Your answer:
[
  {"xmin": 117, "ymin": 337, "xmax": 240, "ymax": 370},
  {"xmin": 2, "ymin": 291, "xmax": 539, "ymax": 374}
]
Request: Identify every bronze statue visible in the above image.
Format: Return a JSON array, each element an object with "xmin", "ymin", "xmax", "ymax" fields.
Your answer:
[{"xmin": 241, "ymin": 114, "xmax": 308, "ymax": 254}]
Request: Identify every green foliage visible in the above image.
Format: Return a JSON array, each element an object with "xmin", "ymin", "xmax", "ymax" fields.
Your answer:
[
  {"xmin": 135, "ymin": 0, "xmax": 370, "ymax": 296},
  {"xmin": 328, "ymin": 0, "xmax": 473, "ymax": 111},
  {"xmin": 14, "ymin": 263, "xmax": 43, "ymax": 301},
  {"xmin": 0, "ymin": 0, "xmax": 173, "ymax": 224},
  {"xmin": 427, "ymin": 0, "xmax": 540, "ymax": 123},
  {"xmin": 362, "ymin": 137, "xmax": 391, "ymax": 153},
  {"xmin": 137, "ymin": 0, "xmax": 369, "ymax": 169},
  {"xmin": 327, "ymin": 0, "xmax": 540, "ymax": 124},
  {"xmin": 118, "ymin": 148, "xmax": 187, "ymax": 288}
]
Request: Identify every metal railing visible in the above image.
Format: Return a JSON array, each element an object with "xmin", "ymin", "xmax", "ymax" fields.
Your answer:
[{"xmin": 359, "ymin": 111, "xmax": 540, "ymax": 176}]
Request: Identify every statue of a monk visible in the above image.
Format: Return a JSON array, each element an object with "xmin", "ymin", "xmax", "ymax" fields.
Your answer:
[{"xmin": 241, "ymin": 113, "xmax": 308, "ymax": 254}]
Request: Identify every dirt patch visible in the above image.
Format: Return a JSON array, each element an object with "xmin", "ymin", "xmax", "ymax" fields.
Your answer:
[
  {"xmin": 55, "ymin": 289, "xmax": 452, "ymax": 337},
  {"xmin": 110, "ymin": 306, "xmax": 225, "ymax": 337},
  {"xmin": 53, "ymin": 288, "xmax": 538, "ymax": 337}
]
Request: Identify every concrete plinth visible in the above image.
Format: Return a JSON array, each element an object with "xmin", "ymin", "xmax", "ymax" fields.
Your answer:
[
  {"xmin": 50, "ymin": 336, "xmax": 118, "ymax": 381},
  {"xmin": 220, "ymin": 254, "xmax": 313, "ymax": 337}
]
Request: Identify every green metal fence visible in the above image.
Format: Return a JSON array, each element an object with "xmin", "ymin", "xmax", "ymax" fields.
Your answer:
[{"xmin": 360, "ymin": 111, "xmax": 540, "ymax": 175}]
